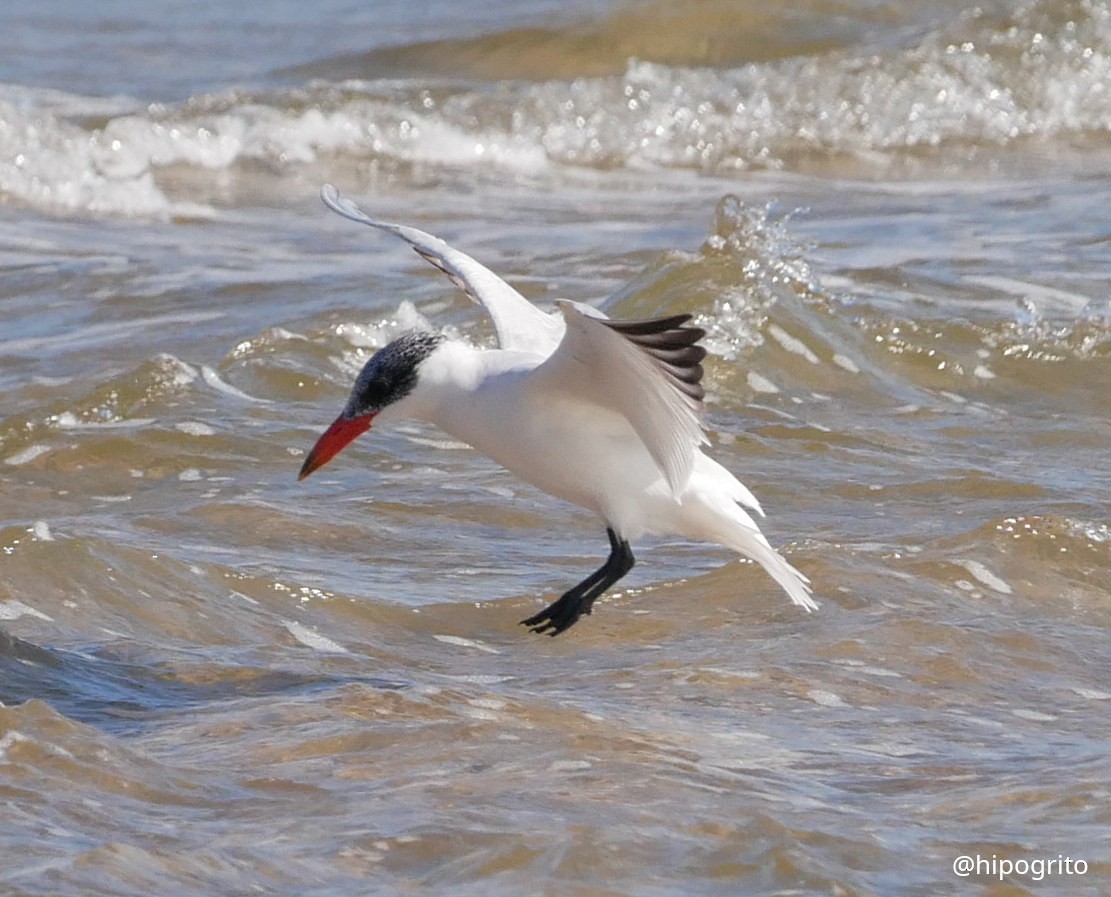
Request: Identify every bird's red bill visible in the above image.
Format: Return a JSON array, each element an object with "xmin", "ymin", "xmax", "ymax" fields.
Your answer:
[{"xmin": 298, "ymin": 413, "xmax": 374, "ymax": 480}]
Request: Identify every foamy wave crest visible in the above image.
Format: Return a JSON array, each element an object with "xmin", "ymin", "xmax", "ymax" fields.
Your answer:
[
  {"xmin": 525, "ymin": 0, "xmax": 1111, "ymax": 170},
  {"xmin": 0, "ymin": 84, "xmax": 551, "ymax": 216},
  {"xmin": 0, "ymin": 93, "xmax": 181, "ymax": 217},
  {"xmin": 99, "ymin": 89, "xmax": 551, "ymax": 173},
  {"xmin": 3, "ymin": 0, "xmax": 1110, "ymax": 216}
]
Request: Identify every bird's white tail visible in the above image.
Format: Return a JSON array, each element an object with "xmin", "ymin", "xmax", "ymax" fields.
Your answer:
[
  {"xmin": 681, "ymin": 479, "xmax": 817, "ymax": 612},
  {"xmin": 724, "ymin": 520, "xmax": 817, "ymax": 612}
]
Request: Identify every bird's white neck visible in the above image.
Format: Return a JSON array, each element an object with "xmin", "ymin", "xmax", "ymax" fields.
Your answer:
[{"xmin": 376, "ymin": 341, "xmax": 531, "ymax": 428}]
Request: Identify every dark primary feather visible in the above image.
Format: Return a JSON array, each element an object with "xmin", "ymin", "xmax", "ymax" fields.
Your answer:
[
  {"xmin": 603, "ymin": 313, "xmax": 707, "ymax": 403},
  {"xmin": 411, "ymin": 246, "xmax": 480, "ymax": 304}
]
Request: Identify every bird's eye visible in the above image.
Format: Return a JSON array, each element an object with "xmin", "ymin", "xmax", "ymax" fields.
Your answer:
[{"xmin": 363, "ymin": 377, "xmax": 391, "ymax": 407}]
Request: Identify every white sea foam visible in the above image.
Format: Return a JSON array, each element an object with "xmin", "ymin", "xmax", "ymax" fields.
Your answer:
[
  {"xmin": 4, "ymin": 444, "xmax": 52, "ymax": 466},
  {"xmin": 200, "ymin": 365, "xmax": 270, "ymax": 403},
  {"xmin": 176, "ymin": 421, "xmax": 216, "ymax": 436},
  {"xmin": 5, "ymin": 1, "xmax": 1111, "ymax": 218},
  {"xmin": 958, "ymin": 559, "xmax": 1013, "ymax": 595},
  {"xmin": 0, "ymin": 600, "xmax": 54, "ymax": 622},
  {"xmin": 283, "ymin": 619, "xmax": 349, "ymax": 654},
  {"xmin": 432, "ymin": 634, "xmax": 501, "ymax": 654}
]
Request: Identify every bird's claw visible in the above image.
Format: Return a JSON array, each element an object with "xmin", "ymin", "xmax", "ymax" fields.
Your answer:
[{"xmin": 520, "ymin": 595, "xmax": 591, "ymax": 636}]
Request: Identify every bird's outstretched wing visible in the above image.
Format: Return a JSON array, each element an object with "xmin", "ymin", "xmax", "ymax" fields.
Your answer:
[
  {"xmin": 321, "ymin": 185, "xmax": 563, "ymax": 356},
  {"xmin": 531, "ymin": 300, "xmax": 708, "ymax": 495}
]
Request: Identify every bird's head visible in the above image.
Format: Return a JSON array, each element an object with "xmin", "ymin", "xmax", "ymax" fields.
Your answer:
[{"xmin": 298, "ymin": 330, "xmax": 445, "ymax": 480}]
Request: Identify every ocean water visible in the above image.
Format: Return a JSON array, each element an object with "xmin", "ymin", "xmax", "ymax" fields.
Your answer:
[{"xmin": 2, "ymin": 1, "xmax": 1110, "ymax": 894}]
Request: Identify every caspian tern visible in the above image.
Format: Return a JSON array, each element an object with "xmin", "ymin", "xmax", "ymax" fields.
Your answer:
[{"xmin": 300, "ymin": 184, "xmax": 816, "ymax": 635}]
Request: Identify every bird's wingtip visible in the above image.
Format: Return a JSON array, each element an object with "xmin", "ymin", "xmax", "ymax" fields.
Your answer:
[
  {"xmin": 320, "ymin": 183, "xmax": 347, "ymax": 216},
  {"xmin": 319, "ymin": 183, "xmax": 374, "ymax": 226}
]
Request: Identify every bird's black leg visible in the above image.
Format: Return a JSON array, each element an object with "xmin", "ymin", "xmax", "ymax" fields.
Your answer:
[{"xmin": 521, "ymin": 528, "xmax": 635, "ymax": 636}]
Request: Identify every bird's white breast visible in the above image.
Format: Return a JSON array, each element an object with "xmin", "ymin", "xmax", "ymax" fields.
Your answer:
[{"xmin": 407, "ymin": 343, "xmax": 674, "ymax": 528}]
